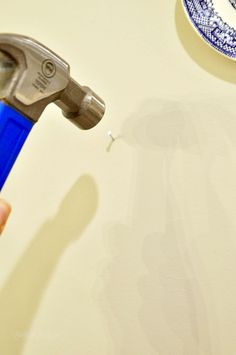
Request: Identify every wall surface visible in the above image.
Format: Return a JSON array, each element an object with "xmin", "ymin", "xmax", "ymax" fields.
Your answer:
[{"xmin": 0, "ymin": 0, "xmax": 236, "ymax": 354}]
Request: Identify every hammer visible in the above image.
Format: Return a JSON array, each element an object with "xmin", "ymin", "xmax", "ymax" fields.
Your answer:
[{"xmin": 0, "ymin": 33, "xmax": 105, "ymax": 190}]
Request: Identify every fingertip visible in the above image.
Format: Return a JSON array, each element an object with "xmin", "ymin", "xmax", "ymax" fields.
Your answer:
[{"xmin": 0, "ymin": 199, "xmax": 11, "ymax": 232}]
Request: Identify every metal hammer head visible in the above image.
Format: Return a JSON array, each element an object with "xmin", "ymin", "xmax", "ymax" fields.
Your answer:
[{"xmin": 0, "ymin": 33, "xmax": 105, "ymax": 129}]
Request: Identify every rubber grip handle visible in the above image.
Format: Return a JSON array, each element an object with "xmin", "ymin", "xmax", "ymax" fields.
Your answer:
[{"xmin": 0, "ymin": 101, "xmax": 34, "ymax": 190}]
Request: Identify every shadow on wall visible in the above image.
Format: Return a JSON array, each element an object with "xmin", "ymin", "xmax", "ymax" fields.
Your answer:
[
  {"xmin": 139, "ymin": 201, "xmax": 206, "ymax": 355},
  {"xmin": 175, "ymin": 0, "xmax": 236, "ymax": 83},
  {"xmin": 97, "ymin": 98, "xmax": 236, "ymax": 354},
  {"xmin": 0, "ymin": 174, "xmax": 98, "ymax": 355}
]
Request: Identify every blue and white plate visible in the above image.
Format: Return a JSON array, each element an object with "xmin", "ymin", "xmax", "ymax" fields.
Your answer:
[{"xmin": 182, "ymin": 0, "xmax": 236, "ymax": 59}]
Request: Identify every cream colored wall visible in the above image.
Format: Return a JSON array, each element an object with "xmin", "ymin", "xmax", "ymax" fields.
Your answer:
[{"xmin": 0, "ymin": 0, "xmax": 236, "ymax": 354}]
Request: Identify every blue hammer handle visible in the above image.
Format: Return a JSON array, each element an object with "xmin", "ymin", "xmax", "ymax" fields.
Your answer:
[{"xmin": 0, "ymin": 101, "xmax": 33, "ymax": 190}]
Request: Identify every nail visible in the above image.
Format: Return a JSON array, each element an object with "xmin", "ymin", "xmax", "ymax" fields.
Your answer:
[{"xmin": 107, "ymin": 130, "xmax": 115, "ymax": 141}]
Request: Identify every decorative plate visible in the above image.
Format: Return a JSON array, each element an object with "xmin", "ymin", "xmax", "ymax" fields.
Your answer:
[{"xmin": 182, "ymin": 0, "xmax": 236, "ymax": 59}]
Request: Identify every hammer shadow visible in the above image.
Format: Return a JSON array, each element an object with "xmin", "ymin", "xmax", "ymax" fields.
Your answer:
[
  {"xmin": 0, "ymin": 174, "xmax": 98, "ymax": 355},
  {"xmin": 175, "ymin": 0, "xmax": 236, "ymax": 83},
  {"xmin": 96, "ymin": 97, "xmax": 236, "ymax": 354}
]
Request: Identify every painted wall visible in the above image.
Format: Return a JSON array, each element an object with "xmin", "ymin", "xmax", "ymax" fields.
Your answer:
[{"xmin": 0, "ymin": 0, "xmax": 235, "ymax": 354}]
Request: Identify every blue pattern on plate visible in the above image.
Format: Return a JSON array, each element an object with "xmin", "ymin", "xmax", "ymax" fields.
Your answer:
[{"xmin": 183, "ymin": 0, "xmax": 236, "ymax": 58}]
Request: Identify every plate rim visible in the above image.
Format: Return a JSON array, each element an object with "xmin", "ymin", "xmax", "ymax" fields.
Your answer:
[{"xmin": 181, "ymin": 0, "xmax": 236, "ymax": 61}]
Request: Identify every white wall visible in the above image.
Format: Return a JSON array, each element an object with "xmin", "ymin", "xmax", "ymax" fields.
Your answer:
[{"xmin": 0, "ymin": 0, "xmax": 235, "ymax": 354}]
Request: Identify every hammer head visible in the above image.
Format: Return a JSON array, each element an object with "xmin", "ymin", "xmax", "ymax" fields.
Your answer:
[{"xmin": 0, "ymin": 34, "xmax": 105, "ymax": 129}]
